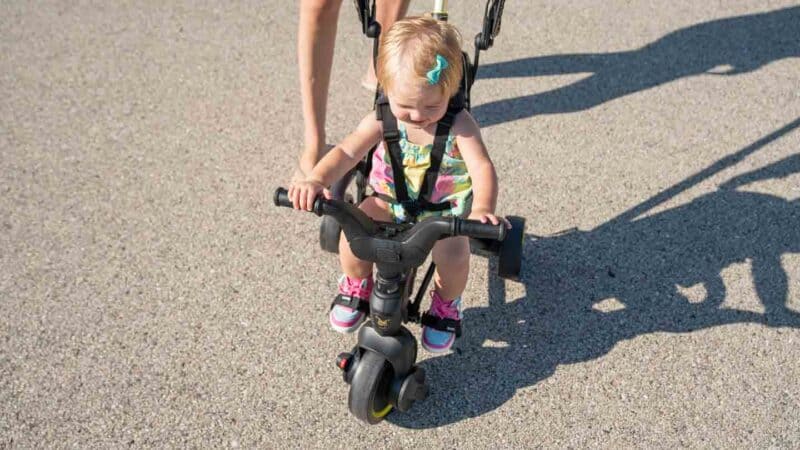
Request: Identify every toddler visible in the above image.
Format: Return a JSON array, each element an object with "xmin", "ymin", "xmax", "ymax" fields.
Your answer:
[{"xmin": 289, "ymin": 16, "xmax": 507, "ymax": 353}]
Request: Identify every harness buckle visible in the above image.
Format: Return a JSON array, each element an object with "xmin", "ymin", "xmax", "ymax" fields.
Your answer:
[{"xmin": 401, "ymin": 200, "xmax": 421, "ymax": 218}]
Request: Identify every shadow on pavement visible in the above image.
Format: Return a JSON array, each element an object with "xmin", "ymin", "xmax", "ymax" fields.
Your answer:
[
  {"xmin": 388, "ymin": 119, "xmax": 800, "ymax": 428},
  {"xmin": 471, "ymin": 6, "xmax": 799, "ymax": 127}
]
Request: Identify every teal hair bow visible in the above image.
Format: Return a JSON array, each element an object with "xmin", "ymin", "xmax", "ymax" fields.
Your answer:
[{"xmin": 426, "ymin": 54, "xmax": 449, "ymax": 85}]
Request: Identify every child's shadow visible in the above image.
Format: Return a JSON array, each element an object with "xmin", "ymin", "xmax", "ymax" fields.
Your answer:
[{"xmin": 388, "ymin": 153, "xmax": 800, "ymax": 428}]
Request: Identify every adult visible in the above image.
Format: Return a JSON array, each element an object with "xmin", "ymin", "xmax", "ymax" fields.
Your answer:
[{"xmin": 294, "ymin": 0, "xmax": 410, "ymax": 181}]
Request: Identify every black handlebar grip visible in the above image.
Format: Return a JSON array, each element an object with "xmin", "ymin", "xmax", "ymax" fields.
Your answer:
[
  {"xmin": 458, "ymin": 219, "xmax": 506, "ymax": 241},
  {"xmin": 274, "ymin": 187, "xmax": 326, "ymax": 216},
  {"xmin": 274, "ymin": 187, "xmax": 292, "ymax": 208}
]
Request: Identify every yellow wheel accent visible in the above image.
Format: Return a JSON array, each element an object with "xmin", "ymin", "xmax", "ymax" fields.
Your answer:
[
  {"xmin": 372, "ymin": 403, "xmax": 393, "ymax": 419},
  {"xmin": 349, "ymin": 351, "xmax": 394, "ymax": 424}
]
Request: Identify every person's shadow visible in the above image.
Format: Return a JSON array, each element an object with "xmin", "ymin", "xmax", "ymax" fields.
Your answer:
[
  {"xmin": 387, "ymin": 123, "xmax": 800, "ymax": 428},
  {"xmin": 471, "ymin": 6, "xmax": 800, "ymax": 127}
]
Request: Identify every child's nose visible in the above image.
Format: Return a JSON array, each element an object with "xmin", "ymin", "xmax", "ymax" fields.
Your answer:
[{"xmin": 409, "ymin": 110, "xmax": 424, "ymax": 122}]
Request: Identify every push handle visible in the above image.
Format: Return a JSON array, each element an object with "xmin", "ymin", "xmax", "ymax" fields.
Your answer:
[{"xmin": 432, "ymin": 0, "xmax": 448, "ymax": 21}]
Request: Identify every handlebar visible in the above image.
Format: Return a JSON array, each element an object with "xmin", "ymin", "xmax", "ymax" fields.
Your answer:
[
  {"xmin": 274, "ymin": 187, "xmax": 506, "ymax": 268},
  {"xmin": 274, "ymin": 186, "xmax": 322, "ymax": 214},
  {"xmin": 275, "ymin": 187, "xmax": 504, "ymax": 240}
]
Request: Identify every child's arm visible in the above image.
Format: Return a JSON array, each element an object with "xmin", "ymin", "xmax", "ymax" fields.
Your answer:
[
  {"xmin": 289, "ymin": 112, "xmax": 382, "ymax": 211},
  {"xmin": 453, "ymin": 111, "xmax": 510, "ymax": 227}
]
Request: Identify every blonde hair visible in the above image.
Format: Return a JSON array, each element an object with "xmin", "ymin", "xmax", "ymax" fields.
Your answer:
[{"xmin": 377, "ymin": 15, "xmax": 463, "ymax": 99}]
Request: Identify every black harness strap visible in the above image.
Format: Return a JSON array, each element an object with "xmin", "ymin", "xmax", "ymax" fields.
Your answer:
[
  {"xmin": 374, "ymin": 94, "xmax": 463, "ymax": 221},
  {"xmin": 417, "ymin": 108, "xmax": 457, "ymax": 210},
  {"xmin": 379, "ymin": 101, "xmax": 410, "ymax": 206}
]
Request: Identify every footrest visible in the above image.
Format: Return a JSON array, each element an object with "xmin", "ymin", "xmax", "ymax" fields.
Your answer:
[
  {"xmin": 331, "ymin": 294, "xmax": 370, "ymax": 314},
  {"xmin": 420, "ymin": 312, "xmax": 462, "ymax": 338}
]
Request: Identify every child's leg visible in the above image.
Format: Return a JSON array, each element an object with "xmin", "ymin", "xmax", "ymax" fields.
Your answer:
[
  {"xmin": 338, "ymin": 196, "xmax": 393, "ymax": 277},
  {"xmin": 431, "ymin": 236, "xmax": 471, "ymax": 300},
  {"xmin": 422, "ymin": 236, "xmax": 470, "ymax": 352},
  {"xmin": 331, "ymin": 196, "xmax": 393, "ymax": 333}
]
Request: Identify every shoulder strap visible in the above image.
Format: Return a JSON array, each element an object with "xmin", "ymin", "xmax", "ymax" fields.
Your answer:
[
  {"xmin": 376, "ymin": 95, "xmax": 465, "ymax": 220},
  {"xmin": 376, "ymin": 97, "xmax": 411, "ymax": 209},
  {"xmin": 417, "ymin": 104, "xmax": 460, "ymax": 211}
]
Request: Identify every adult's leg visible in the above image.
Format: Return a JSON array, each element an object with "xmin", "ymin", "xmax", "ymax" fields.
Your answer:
[
  {"xmin": 376, "ymin": 0, "xmax": 411, "ymax": 33},
  {"xmin": 361, "ymin": 0, "xmax": 410, "ymax": 89},
  {"xmin": 297, "ymin": 0, "xmax": 344, "ymax": 176}
]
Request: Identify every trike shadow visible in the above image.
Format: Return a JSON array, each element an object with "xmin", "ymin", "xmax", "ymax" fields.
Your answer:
[
  {"xmin": 471, "ymin": 6, "xmax": 799, "ymax": 127},
  {"xmin": 388, "ymin": 141, "xmax": 800, "ymax": 429}
]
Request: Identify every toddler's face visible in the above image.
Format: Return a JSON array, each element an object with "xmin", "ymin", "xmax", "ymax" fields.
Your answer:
[{"xmin": 386, "ymin": 74, "xmax": 449, "ymax": 130}]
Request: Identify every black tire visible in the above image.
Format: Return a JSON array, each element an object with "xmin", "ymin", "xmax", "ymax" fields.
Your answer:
[
  {"xmin": 319, "ymin": 216, "xmax": 342, "ymax": 254},
  {"xmin": 348, "ymin": 350, "xmax": 394, "ymax": 424},
  {"xmin": 498, "ymin": 216, "xmax": 525, "ymax": 280}
]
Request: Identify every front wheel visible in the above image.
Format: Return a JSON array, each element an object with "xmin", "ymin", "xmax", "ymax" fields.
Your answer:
[{"xmin": 348, "ymin": 350, "xmax": 394, "ymax": 424}]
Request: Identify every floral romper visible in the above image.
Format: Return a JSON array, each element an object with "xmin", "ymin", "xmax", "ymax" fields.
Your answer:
[{"xmin": 368, "ymin": 122, "xmax": 473, "ymax": 223}]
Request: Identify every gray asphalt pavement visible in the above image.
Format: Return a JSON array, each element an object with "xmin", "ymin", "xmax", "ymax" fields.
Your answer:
[{"xmin": 2, "ymin": 1, "xmax": 799, "ymax": 448}]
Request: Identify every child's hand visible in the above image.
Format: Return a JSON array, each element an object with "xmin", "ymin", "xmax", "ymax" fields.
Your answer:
[
  {"xmin": 290, "ymin": 166, "xmax": 308, "ymax": 186},
  {"xmin": 469, "ymin": 210, "xmax": 512, "ymax": 229},
  {"xmin": 288, "ymin": 178, "xmax": 331, "ymax": 211}
]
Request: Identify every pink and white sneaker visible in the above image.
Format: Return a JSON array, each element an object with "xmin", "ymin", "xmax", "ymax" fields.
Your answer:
[
  {"xmin": 329, "ymin": 275, "xmax": 373, "ymax": 334},
  {"xmin": 421, "ymin": 291, "xmax": 463, "ymax": 353}
]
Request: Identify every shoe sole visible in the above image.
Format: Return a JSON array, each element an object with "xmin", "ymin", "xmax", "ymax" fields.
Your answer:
[
  {"xmin": 421, "ymin": 334, "xmax": 455, "ymax": 353},
  {"xmin": 329, "ymin": 312, "xmax": 366, "ymax": 334}
]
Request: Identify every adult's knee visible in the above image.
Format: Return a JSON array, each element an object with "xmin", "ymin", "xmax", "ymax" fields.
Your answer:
[{"xmin": 302, "ymin": 0, "xmax": 344, "ymax": 16}]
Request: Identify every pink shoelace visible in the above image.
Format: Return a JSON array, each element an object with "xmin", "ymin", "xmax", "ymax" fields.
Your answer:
[
  {"xmin": 429, "ymin": 291, "xmax": 459, "ymax": 320},
  {"xmin": 340, "ymin": 275, "xmax": 373, "ymax": 300}
]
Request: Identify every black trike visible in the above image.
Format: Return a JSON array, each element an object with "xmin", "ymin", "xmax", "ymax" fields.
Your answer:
[
  {"xmin": 275, "ymin": 0, "xmax": 517, "ymax": 424},
  {"xmin": 274, "ymin": 188, "xmax": 524, "ymax": 423}
]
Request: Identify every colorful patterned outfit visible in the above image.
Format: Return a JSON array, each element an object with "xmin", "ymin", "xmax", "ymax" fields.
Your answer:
[{"xmin": 368, "ymin": 122, "xmax": 472, "ymax": 222}]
